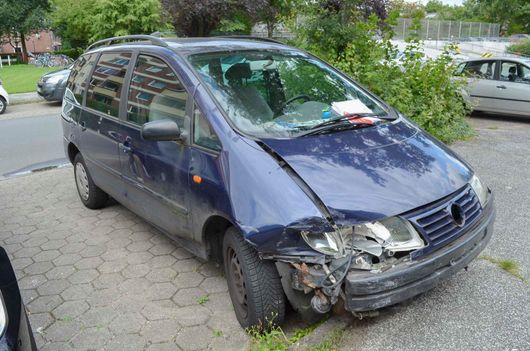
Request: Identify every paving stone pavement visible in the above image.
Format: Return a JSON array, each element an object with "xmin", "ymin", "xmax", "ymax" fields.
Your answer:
[{"xmin": 0, "ymin": 168, "xmax": 250, "ymax": 351}]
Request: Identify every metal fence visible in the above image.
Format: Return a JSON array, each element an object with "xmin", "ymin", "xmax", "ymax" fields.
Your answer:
[
  {"xmin": 251, "ymin": 23, "xmax": 295, "ymax": 41},
  {"xmin": 392, "ymin": 18, "xmax": 501, "ymax": 41}
]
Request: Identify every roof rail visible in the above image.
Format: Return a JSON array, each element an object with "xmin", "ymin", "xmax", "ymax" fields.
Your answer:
[
  {"xmin": 85, "ymin": 35, "xmax": 169, "ymax": 52},
  {"xmin": 217, "ymin": 35, "xmax": 285, "ymax": 45},
  {"xmin": 150, "ymin": 31, "xmax": 178, "ymax": 38}
]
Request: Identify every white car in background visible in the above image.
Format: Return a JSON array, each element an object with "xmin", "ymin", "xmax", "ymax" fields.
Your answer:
[
  {"xmin": 456, "ymin": 57, "xmax": 530, "ymax": 117},
  {"xmin": 0, "ymin": 79, "xmax": 9, "ymax": 114}
]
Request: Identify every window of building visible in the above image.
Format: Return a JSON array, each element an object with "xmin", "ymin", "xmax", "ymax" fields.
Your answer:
[
  {"xmin": 86, "ymin": 52, "xmax": 131, "ymax": 117},
  {"xmin": 66, "ymin": 54, "xmax": 97, "ymax": 104},
  {"xmin": 126, "ymin": 55, "xmax": 188, "ymax": 128}
]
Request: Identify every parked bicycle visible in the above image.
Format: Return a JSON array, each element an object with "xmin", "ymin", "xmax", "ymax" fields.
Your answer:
[{"xmin": 29, "ymin": 53, "xmax": 73, "ymax": 67}]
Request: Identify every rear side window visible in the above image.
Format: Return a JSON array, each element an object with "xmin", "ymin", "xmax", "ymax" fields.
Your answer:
[
  {"xmin": 86, "ymin": 52, "xmax": 131, "ymax": 117},
  {"xmin": 126, "ymin": 55, "xmax": 188, "ymax": 128},
  {"xmin": 462, "ymin": 60, "xmax": 496, "ymax": 80},
  {"xmin": 66, "ymin": 54, "xmax": 97, "ymax": 104},
  {"xmin": 500, "ymin": 61, "xmax": 530, "ymax": 84}
]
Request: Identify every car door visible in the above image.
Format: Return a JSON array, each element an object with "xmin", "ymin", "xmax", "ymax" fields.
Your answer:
[
  {"xmin": 461, "ymin": 60, "xmax": 498, "ymax": 112},
  {"xmin": 493, "ymin": 61, "xmax": 530, "ymax": 116},
  {"xmin": 62, "ymin": 53, "xmax": 97, "ymax": 145},
  {"xmin": 188, "ymin": 97, "xmax": 225, "ymax": 243},
  {"xmin": 79, "ymin": 51, "xmax": 132, "ymax": 195},
  {"xmin": 118, "ymin": 53, "xmax": 192, "ymax": 239}
]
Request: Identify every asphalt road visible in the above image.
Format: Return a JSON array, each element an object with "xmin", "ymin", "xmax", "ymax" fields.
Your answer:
[
  {"xmin": 338, "ymin": 114, "xmax": 530, "ymax": 351},
  {"xmin": 0, "ymin": 102, "xmax": 65, "ymax": 178}
]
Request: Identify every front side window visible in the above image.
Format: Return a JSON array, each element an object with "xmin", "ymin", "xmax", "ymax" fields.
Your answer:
[
  {"xmin": 193, "ymin": 107, "xmax": 221, "ymax": 152},
  {"xmin": 66, "ymin": 54, "xmax": 97, "ymax": 104},
  {"xmin": 188, "ymin": 51, "xmax": 387, "ymax": 138},
  {"xmin": 454, "ymin": 62, "xmax": 466, "ymax": 75},
  {"xmin": 86, "ymin": 52, "xmax": 131, "ymax": 117},
  {"xmin": 462, "ymin": 60, "xmax": 496, "ymax": 80},
  {"xmin": 500, "ymin": 61, "xmax": 530, "ymax": 84},
  {"xmin": 126, "ymin": 55, "xmax": 188, "ymax": 128}
]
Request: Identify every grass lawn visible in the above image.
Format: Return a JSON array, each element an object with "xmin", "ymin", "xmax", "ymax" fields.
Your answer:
[{"xmin": 0, "ymin": 64, "xmax": 61, "ymax": 94}]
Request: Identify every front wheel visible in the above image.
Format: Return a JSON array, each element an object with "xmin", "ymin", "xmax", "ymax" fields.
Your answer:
[
  {"xmin": 0, "ymin": 97, "xmax": 6, "ymax": 114},
  {"xmin": 223, "ymin": 227, "xmax": 286, "ymax": 329},
  {"xmin": 73, "ymin": 153, "xmax": 108, "ymax": 209}
]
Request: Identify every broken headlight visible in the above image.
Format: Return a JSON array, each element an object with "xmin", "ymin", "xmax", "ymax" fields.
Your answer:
[
  {"xmin": 300, "ymin": 230, "xmax": 345, "ymax": 257},
  {"xmin": 352, "ymin": 217, "xmax": 424, "ymax": 256},
  {"xmin": 469, "ymin": 174, "xmax": 488, "ymax": 207}
]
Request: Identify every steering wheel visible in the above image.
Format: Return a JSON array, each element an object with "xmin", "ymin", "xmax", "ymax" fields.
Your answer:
[{"xmin": 284, "ymin": 94, "xmax": 311, "ymax": 106}]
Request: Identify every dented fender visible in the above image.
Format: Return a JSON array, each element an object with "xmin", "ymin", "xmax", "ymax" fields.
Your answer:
[{"xmin": 210, "ymin": 126, "xmax": 330, "ymax": 256}]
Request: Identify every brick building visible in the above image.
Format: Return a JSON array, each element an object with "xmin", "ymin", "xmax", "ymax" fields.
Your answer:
[{"xmin": 0, "ymin": 30, "xmax": 61, "ymax": 55}]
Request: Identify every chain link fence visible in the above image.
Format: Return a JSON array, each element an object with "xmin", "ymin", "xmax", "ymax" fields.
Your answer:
[{"xmin": 392, "ymin": 18, "xmax": 500, "ymax": 41}]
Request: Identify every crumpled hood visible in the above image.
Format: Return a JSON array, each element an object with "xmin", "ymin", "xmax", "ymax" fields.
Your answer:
[{"xmin": 260, "ymin": 119, "xmax": 472, "ymax": 226}]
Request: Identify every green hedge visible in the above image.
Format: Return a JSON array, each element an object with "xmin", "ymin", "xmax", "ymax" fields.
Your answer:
[
  {"xmin": 507, "ymin": 39, "xmax": 530, "ymax": 56},
  {"xmin": 53, "ymin": 48, "xmax": 85, "ymax": 60}
]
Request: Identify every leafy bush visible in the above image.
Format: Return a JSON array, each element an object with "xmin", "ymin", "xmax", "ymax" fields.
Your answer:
[
  {"xmin": 507, "ymin": 39, "xmax": 530, "ymax": 56},
  {"xmin": 54, "ymin": 48, "xmax": 84, "ymax": 60},
  {"xmin": 290, "ymin": 13, "xmax": 474, "ymax": 143}
]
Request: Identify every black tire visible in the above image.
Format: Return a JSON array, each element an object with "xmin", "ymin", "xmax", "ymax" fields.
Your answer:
[
  {"xmin": 223, "ymin": 227, "xmax": 286, "ymax": 329},
  {"xmin": 73, "ymin": 153, "xmax": 108, "ymax": 209},
  {"xmin": 0, "ymin": 97, "xmax": 6, "ymax": 114}
]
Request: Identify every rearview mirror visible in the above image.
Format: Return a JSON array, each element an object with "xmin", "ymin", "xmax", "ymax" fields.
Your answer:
[{"xmin": 141, "ymin": 119, "xmax": 182, "ymax": 141}]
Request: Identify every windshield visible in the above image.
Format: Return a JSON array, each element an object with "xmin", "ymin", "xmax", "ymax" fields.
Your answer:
[{"xmin": 188, "ymin": 50, "xmax": 387, "ymax": 138}]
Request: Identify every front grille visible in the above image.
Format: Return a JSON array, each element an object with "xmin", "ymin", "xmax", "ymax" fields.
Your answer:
[{"xmin": 405, "ymin": 185, "xmax": 482, "ymax": 257}]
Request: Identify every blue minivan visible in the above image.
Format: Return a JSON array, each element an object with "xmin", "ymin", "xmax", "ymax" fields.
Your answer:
[{"xmin": 61, "ymin": 35, "xmax": 495, "ymax": 328}]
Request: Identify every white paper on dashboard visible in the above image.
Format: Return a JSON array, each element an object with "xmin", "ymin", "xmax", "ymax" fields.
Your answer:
[{"xmin": 331, "ymin": 99, "xmax": 372, "ymax": 116}]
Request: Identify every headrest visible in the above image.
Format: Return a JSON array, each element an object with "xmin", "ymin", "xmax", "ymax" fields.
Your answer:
[
  {"xmin": 225, "ymin": 63, "xmax": 252, "ymax": 82},
  {"xmin": 509, "ymin": 66, "xmax": 516, "ymax": 74}
]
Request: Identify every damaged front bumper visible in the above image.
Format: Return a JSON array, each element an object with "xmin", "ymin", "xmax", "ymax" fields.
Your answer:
[
  {"xmin": 275, "ymin": 196, "xmax": 495, "ymax": 316},
  {"xmin": 344, "ymin": 200, "xmax": 495, "ymax": 312}
]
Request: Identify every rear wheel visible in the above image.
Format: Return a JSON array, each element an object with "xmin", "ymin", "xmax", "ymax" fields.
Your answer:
[
  {"xmin": 73, "ymin": 153, "xmax": 108, "ymax": 209},
  {"xmin": 0, "ymin": 97, "xmax": 6, "ymax": 114},
  {"xmin": 223, "ymin": 227, "xmax": 286, "ymax": 329}
]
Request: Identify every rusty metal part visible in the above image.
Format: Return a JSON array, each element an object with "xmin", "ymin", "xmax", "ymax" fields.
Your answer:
[{"xmin": 291, "ymin": 262, "xmax": 317, "ymax": 290}]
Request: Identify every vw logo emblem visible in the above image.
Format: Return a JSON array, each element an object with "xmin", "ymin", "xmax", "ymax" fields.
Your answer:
[{"xmin": 450, "ymin": 203, "xmax": 465, "ymax": 227}]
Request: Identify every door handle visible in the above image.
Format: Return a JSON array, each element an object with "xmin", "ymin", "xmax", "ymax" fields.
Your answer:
[
  {"xmin": 119, "ymin": 143, "xmax": 132, "ymax": 153},
  {"xmin": 496, "ymin": 85, "xmax": 507, "ymax": 89},
  {"xmin": 80, "ymin": 121, "xmax": 87, "ymax": 131},
  {"xmin": 119, "ymin": 137, "xmax": 133, "ymax": 154}
]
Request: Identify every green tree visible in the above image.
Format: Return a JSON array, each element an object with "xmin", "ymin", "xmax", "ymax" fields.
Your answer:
[
  {"xmin": 50, "ymin": 0, "xmax": 163, "ymax": 48},
  {"xmin": 463, "ymin": 0, "xmax": 529, "ymax": 34},
  {"xmin": 50, "ymin": 0, "xmax": 95, "ymax": 48},
  {"xmin": 161, "ymin": 0, "xmax": 282, "ymax": 37},
  {"xmin": 0, "ymin": 0, "xmax": 49, "ymax": 62},
  {"xmin": 388, "ymin": 0, "xmax": 425, "ymax": 19},
  {"xmin": 424, "ymin": 0, "xmax": 466, "ymax": 20},
  {"xmin": 252, "ymin": 0, "xmax": 296, "ymax": 38},
  {"xmin": 90, "ymin": 0, "xmax": 162, "ymax": 41},
  {"xmin": 290, "ymin": 0, "xmax": 389, "ymax": 59},
  {"xmin": 161, "ymin": 0, "xmax": 243, "ymax": 37}
]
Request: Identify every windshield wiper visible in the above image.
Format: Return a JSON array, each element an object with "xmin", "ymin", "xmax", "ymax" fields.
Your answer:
[{"xmin": 298, "ymin": 113, "xmax": 391, "ymax": 137}]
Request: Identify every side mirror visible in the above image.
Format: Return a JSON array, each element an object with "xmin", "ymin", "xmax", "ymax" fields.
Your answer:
[{"xmin": 141, "ymin": 119, "xmax": 182, "ymax": 141}]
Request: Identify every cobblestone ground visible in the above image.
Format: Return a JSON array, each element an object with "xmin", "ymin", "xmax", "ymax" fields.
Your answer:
[{"xmin": 0, "ymin": 168, "xmax": 249, "ymax": 351}]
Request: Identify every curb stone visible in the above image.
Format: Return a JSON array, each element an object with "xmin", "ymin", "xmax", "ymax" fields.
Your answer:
[
  {"xmin": 9, "ymin": 92, "xmax": 44, "ymax": 105},
  {"xmin": 289, "ymin": 315, "xmax": 349, "ymax": 351}
]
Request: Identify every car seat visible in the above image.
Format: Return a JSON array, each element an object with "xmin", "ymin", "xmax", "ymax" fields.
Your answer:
[
  {"xmin": 508, "ymin": 66, "xmax": 517, "ymax": 82},
  {"xmin": 225, "ymin": 63, "xmax": 273, "ymax": 122}
]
